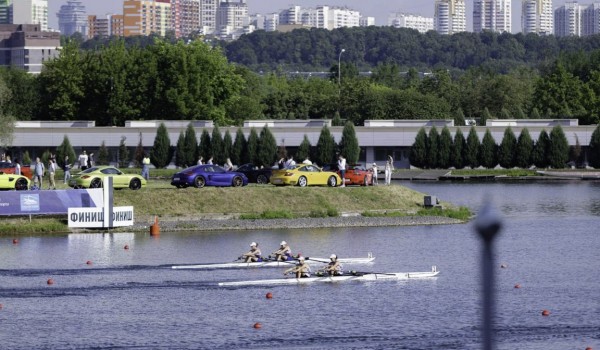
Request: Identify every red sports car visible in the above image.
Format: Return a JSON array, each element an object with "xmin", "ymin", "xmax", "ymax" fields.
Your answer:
[{"xmin": 322, "ymin": 163, "xmax": 373, "ymax": 186}]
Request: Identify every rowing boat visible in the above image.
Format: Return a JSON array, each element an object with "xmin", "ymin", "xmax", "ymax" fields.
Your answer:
[
  {"xmin": 171, "ymin": 253, "xmax": 375, "ymax": 270},
  {"xmin": 218, "ymin": 266, "xmax": 439, "ymax": 287}
]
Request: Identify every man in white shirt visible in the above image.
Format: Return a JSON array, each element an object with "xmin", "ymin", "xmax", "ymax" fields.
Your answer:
[
  {"xmin": 79, "ymin": 151, "xmax": 89, "ymax": 170},
  {"xmin": 338, "ymin": 154, "xmax": 347, "ymax": 187}
]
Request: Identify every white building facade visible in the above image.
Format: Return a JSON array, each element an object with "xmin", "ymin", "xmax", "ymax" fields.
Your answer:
[
  {"xmin": 279, "ymin": 5, "xmax": 361, "ymax": 30},
  {"xmin": 435, "ymin": 0, "xmax": 466, "ymax": 35},
  {"xmin": 522, "ymin": 0, "xmax": 553, "ymax": 35},
  {"xmin": 582, "ymin": 2, "xmax": 600, "ymax": 35},
  {"xmin": 473, "ymin": 0, "xmax": 512, "ymax": 33},
  {"xmin": 555, "ymin": 1, "xmax": 583, "ymax": 37},
  {"xmin": 388, "ymin": 13, "xmax": 434, "ymax": 33},
  {"xmin": 13, "ymin": 0, "xmax": 47, "ymax": 31}
]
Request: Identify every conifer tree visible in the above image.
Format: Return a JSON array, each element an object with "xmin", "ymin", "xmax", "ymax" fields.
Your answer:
[
  {"xmin": 175, "ymin": 132, "xmax": 186, "ymax": 167},
  {"xmin": 55, "ymin": 135, "xmax": 76, "ymax": 168},
  {"xmin": 316, "ymin": 125, "xmax": 336, "ymax": 166},
  {"xmin": 498, "ymin": 127, "xmax": 517, "ymax": 168},
  {"xmin": 548, "ymin": 125, "xmax": 569, "ymax": 168},
  {"xmin": 258, "ymin": 126, "xmax": 277, "ymax": 168},
  {"xmin": 481, "ymin": 107, "xmax": 492, "ymax": 127},
  {"xmin": 118, "ymin": 136, "xmax": 129, "ymax": 168},
  {"xmin": 296, "ymin": 135, "xmax": 312, "ymax": 162},
  {"xmin": 465, "ymin": 127, "xmax": 480, "ymax": 168},
  {"xmin": 515, "ymin": 128, "xmax": 534, "ymax": 168},
  {"xmin": 569, "ymin": 135, "xmax": 582, "ymax": 166},
  {"xmin": 454, "ymin": 108, "xmax": 466, "ymax": 126},
  {"xmin": 198, "ymin": 129, "xmax": 211, "ymax": 161},
  {"xmin": 22, "ymin": 151, "xmax": 31, "ymax": 166},
  {"xmin": 438, "ymin": 126, "xmax": 452, "ymax": 169},
  {"xmin": 339, "ymin": 121, "xmax": 360, "ymax": 164},
  {"xmin": 451, "ymin": 128, "xmax": 467, "ymax": 169},
  {"xmin": 427, "ymin": 126, "xmax": 439, "ymax": 168},
  {"xmin": 134, "ymin": 133, "xmax": 145, "ymax": 167},
  {"xmin": 223, "ymin": 129, "xmax": 233, "ymax": 162},
  {"xmin": 410, "ymin": 127, "xmax": 428, "ymax": 168},
  {"xmin": 211, "ymin": 125, "xmax": 224, "ymax": 165},
  {"xmin": 532, "ymin": 130, "xmax": 550, "ymax": 168},
  {"xmin": 232, "ymin": 128, "xmax": 247, "ymax": 165},
  {"xmin": 150, "ymin": 123, "xmax": 172, "ymax": 168},
  {"xmin": 332, "ymin": 111, "xmax": 343, "ymax": 126},
  {"xmin": 247, "ymin": 128, "xmax": 259, "ymax": 165},
  {"xmin": 479, "ymin": 129, "xmax": 497, "ymax": 169},
  {"xmin": 589, "ymin": 124, "xmax": 600, "ymax": 168},
  {"xmin": 183, "ymin": 123, "xmax": 198, "ymax": 167},
  {"xmin": 98, "ymin": 141, "xmax": 109, "ymax": 165},
  {"xmin": 530, "ymin": 107, "xmax": 541, "ymax": 119}
]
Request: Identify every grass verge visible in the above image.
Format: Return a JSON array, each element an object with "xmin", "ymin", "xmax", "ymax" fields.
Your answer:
[{"xmin": 362, "ymin": 206, "xmax": 471, "ymax": 221}]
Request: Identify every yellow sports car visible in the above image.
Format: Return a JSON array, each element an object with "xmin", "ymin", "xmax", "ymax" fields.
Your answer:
[
  {"xmin": 0, "ymin": 172, "xmax": 30, "ymax": 190},
  {"xmin": 269, "ymin": 164, "xmax": 342, "ymax": 187},
  {"xmin": 68, "ymin": 166, "xmax": 146, "ymax": 190}
]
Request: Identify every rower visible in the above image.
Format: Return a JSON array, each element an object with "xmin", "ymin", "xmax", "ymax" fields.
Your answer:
[
  {"xmin": 324, "ymin": 254, "xmax": 343, "ymax": 276},
  {"xmin": 272, "ymin": 241, "xmax": 293, "ymax": 261},
  {"xmin": 284, "ymin": 256, "xmax": 311, "ymax": 278},
  {"xmin": 242, "ymin": 242, "xmax": 262, "ymax": 262}
]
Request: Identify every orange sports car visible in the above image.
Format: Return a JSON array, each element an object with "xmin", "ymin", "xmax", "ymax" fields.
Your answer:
[{"xmin": 322, "ymin": 163, "xmax": 373, "ymax": 186}]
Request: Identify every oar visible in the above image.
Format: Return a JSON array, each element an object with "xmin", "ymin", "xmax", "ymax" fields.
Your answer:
[
  {"xmin": 347, "ymin": 270, "xmax": 397, "ymax": 276},
  {"xmin": 305, "ymin": 257, "xmax": 329, "ymax": 263}
]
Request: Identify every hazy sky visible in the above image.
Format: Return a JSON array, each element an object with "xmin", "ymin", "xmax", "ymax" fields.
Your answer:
[{"xmin": 48, "ymin": 0, "xmax": 571, "ymax": 33}]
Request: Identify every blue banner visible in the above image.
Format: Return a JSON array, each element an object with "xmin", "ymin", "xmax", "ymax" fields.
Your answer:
[{"xmin": 0, "ymin": 189, "xmax": 104, "ymax": 216}]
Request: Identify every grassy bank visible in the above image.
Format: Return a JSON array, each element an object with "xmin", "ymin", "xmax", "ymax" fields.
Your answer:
[{"xmin": 1, "ymin": 180, "xmax": 468, "ymax": 234}]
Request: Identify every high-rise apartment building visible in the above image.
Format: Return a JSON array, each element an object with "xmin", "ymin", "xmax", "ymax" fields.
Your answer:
[
  {"xmin": 263, "ymin": 13, "xmax": 279, "ymax": 32},
  {"xmin": 13, "ymin": 0, "xmax": 48, "ymax": 31},
  {"xmin": 88, "ymin": 15, "xmax": 109, "ymax": 37},
  {"xmin": 0, "ymin": 0, "xmax": 12, "ymax": 25},
  {"xmin": 473, "ymin": 0, "xmax": 511, "ymax": 33},
  {"xmin": 279, "ymin": 5, "xmax": 361, "ymax": 30},
  {"xmin": 522, "ymin": 0, "xmax": 553, "ymax": 35},
  {"xmin": 434, "ymin": 0, "xmax": 466, "ymax": 35},
  {"xmin": 111, "ymin": 14, "xmax": 124, "ymax": 36},
  {"xmin": 582, "ymin": 2, "xmax": 600, "ymax": 36},
  {"xmin": 216, "ymin": 0, "xmax": 248, "ymax": 34},
  {"xmin": 179, "ymin": 0, "xmax": 200, "ymax": 36},
  {"xmin": 57, "ymin": 0, "xmax": 88, "ymax": 38},
  {"xmin": 388, "ymin": 13, "xmax": 434, "ymax": 33},
  {"xmin": 200, "ymin": 0, "xmax": 217, "ymax": 34},
  {"xmin": 555, "ymin": 1, "xmax": 582, "ymax": 37},
  {"xmin": 123, "ymin": 0, "xmax": 171, "ymax": 37}
]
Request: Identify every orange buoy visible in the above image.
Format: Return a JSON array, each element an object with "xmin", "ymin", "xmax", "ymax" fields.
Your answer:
[
  {"xmin": 86, "ymin": 260, "xmax": 93, "ymax": 265},
  {"xmin": 124, "ymin": 245, "xmax": 129, "ymax": 250},
  {"xmin": 541, "ymin": 310, "xmax": 550, "ymax": 316},
  {"xmin": 253, "ymin": 322, "xmax": 262, "ymax": 329},
  {"xmin": 266, "ymin": 292, "xmax": 273, "ymax": 299},
  {"xmin": 150, "ymin": 216, "xmax": 160, "ymax": 236},
  {"xmin": 514, "ymin": 284, "xmax": 521, "ymax": 289},
  {"xmin": 47, "ymin": 278, "xmax": 54, "ymax": 285},
  {"xmin": 585, "ymin": 347, "xmax": 592, "ymax": 350},
  {"xmin": 0, "ymin": 303, "xmax": 3, "ymax": 310},
  {"xmin": 12, "ymin": 239, "xmax": 18, "ymax": 244}
]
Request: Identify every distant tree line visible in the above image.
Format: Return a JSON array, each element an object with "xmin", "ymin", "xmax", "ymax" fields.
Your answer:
[{"xmin": 409, "ymin": 125, "xmax": 583, "ymax": 169}]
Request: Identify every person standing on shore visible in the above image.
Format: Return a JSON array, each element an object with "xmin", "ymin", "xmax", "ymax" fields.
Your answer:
[
  {"xmin": 64, "ymin": 156, "xmax": 72, "ymax": 184},
  {"xmin": 79, "ymin": 151, "xmax": 88, "ymax": 171},
  {"xmin": 14, "ymin": 158, "xmax": 21, "ymax": 175},
  {"xmin": 338, "ymin": 154, "xmax": 347, "ymax": 187},
  {"xmin": 384, "ymin": 155, "xmax": 394, "ymax": 185},
  {"xmin": 48, "ymin": 158, "xmax": 57, "ymax": 190},
  {"xmin": 33, "ymin": 157, "xmax": 45, "ymax": 189},
  {"xmin": 371, "ymin": 163, "xmax": 378, "ymax": 185},
  {"xmin": 141, "ymin": 154, "xmax": 150, "ymax": 180}
]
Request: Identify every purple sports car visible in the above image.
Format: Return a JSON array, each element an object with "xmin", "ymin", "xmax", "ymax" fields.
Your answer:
[{"xmin": 171, "ymin": 165, "xmax": 248, "ymax": 188}]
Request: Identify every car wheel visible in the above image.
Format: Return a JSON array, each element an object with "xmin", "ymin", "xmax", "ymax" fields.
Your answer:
[
  {"xmin": 298, "ymin": 176, "xmax": 308, "ymax": 187},
  {"xmin": 15, "ymin": 178, "xmax": 28, "ymax": 191},
  {"xmin": 194, "ymin": 176, "xmax": 206, "ymax": 188},
  {"xmin": 129, "ymin": 178, "xmax": 142, "ymax": 190},
  {"xmin": 232, "ymin": 175, "xmax": 243, "ymax": 187},
  {"xmin": 175, "ymin": 184, "xmax": 184, "ymax": 189},
  {"xmin": 328, "ymin": 176, "xmax": 337, "ymax": 187},
  {"xmin": 363, "ymin": 176, "xmax": 369, "ymax": 186},
  {"xmin": 90, "ymin": 178, "xmax": 103, "ymax": 188},
  {"xmin": 257, "ymin": 174, "xmax": 268, "ymax": 184}
]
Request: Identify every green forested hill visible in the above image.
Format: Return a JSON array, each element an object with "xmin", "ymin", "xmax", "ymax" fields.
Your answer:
[{"xmin": 222, "ymin": 26, "xmax": 600, "ymax": 71}]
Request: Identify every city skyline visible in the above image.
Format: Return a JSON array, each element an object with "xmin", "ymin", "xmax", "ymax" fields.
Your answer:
[{"xmin": 47, "ymin": 0, "xmax": 575, "ymax": 33}]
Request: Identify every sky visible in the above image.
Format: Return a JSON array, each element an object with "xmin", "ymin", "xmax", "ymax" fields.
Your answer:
[{"xmin": 48, "ymin": 0, "xmax": 572, "ymax": 33}]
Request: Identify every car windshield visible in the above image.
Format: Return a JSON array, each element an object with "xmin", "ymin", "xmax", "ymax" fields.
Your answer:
[
  {"xmin": 237, "ymin": 164, "xmax": 252, "ymax": 171},
  {"xmin": 101, "ymin": 167, "xmax": 122, "ymax": 175},
  {"xmin": 81, "ymin": 167, "xmax": 100, "ymax": 174}
]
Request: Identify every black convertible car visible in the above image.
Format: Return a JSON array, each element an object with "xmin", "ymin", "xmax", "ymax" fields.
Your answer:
[{"xmin": 235, "ymin": 163, "xmax": 273, "ymax": 184}]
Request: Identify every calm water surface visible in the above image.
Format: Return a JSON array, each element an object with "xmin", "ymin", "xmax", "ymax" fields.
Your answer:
[{"xmin": 0, "ymin": 181, "xmax": 599, "ymax": 349}]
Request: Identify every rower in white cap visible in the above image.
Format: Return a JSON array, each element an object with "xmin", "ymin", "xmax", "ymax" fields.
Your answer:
[
  {"xmin": 284, "ymin": 256, "xmax": 311, "ymax": 278},
  {"xmin": 324, "ymin": 254, "xmax": 343, "ymax": 276},
  {"xmin": 272, "ymin": 240, "xmax": 293, "ymax": 261},
  {"xmin": 242, "ymin": 242, "xmax": 262, "ymax": 262}
]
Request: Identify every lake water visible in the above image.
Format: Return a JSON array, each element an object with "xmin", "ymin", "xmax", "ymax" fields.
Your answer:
[{"xmin": 1, "ymin": 181, "xmax": 599, "ymax": 349}]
